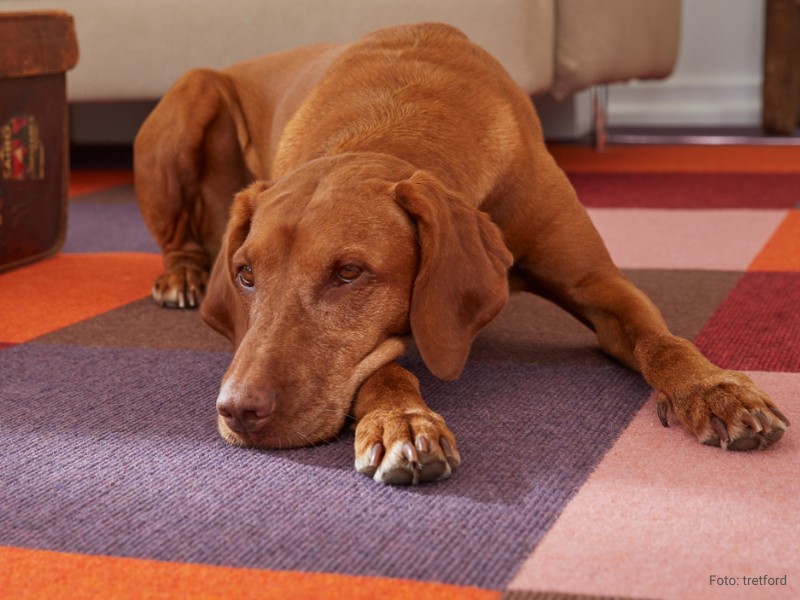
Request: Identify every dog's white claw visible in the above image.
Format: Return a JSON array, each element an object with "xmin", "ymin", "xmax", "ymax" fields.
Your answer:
[{"xmin": 361, "ymin": 439, "xmax": 456, "ymax": 486}]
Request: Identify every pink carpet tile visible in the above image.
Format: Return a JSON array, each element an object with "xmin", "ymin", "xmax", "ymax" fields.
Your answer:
[
  {"xmin": 509, "ymin": 370, "xmax": 799, "ymax": 600},
  {"xmin": 586, "ymin": 209, "xmax": 788, "ymax": 271}
]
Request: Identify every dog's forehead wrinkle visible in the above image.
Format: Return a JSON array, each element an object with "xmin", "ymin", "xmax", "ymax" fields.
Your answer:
[
  {"xmin": 290, "ymin": 194, "xmax": 410, "ymax": 258},
  {"xmin": 237, "ymin": 227, "xmax": 292, "ymax": 274}
]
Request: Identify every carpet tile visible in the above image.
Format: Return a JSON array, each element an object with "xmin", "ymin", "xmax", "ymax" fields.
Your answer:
[
  {"xmin": 0, "ymin": 253, "xmax": 162, "ymax": 344},
  {"xmin": 471, "ymin": 269, "xmax": 740, "ymax": 365},
  {"xmin": 695, "ymin": 273, "xmax": 800, "ymax": 372},
  {"xmin": 508, "ymin": 372, "xmax": 799, "ymax": 600},
  {"xmin": 0, "ymin": 546, "xmax": 499, "ymax": 600},
  {"xmin": 62, "ymin": 186, "xmax": 159, "ymax": 254},
  {"xmin": 2, "ymin": 144, "xmax": 799, "ymax": 598},
  {"xmin": 502, "ymin": 592, "xmax": 653, "ymax": 600},
  {"xmin": 586, "ymin": 209, "xmax": 787, "ymax": 271},
  {"xmin": 624, "ymin": 269, "xmax": 742, "ymax": 341},
  {"xmin": 32, "ymin": 298, "xmax": 229, "ymax": 352},
  {"xmin": 571, "ymin": 173, "xmax": 800, "ymax": 209},
  {"xmin": 69, "ymin": 169, "xmax": 133, "ymax": 198},
  {"xmin": 749, "ymin": 210, "xmax": 800, "ymax": 272},
  {"xmin": 549, "ymin": 145, "xmax": 800, "ymax": 174},
  {"xmin": 0, "ymin": 343, "xmax": 650, "ymax": 589}
]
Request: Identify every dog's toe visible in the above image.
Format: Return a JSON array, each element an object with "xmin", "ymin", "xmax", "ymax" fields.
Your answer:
[
  {"xmin": 664, "ymin": 371, "xmax": 790, "ymax": 451},
  {"xmin": 152, "ymin": 266, "xmax": 208, "ymax": 309}
]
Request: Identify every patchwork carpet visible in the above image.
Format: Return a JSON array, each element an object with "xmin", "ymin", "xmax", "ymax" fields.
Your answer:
[{"xmin": 1, "ymin": 145, "xmax": 798, "ymax": 599}]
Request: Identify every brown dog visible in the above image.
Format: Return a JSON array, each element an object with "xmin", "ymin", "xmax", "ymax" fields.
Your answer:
[{"xmin": 134, "ymin": 23, "xmax": 789, "ymax": 484}]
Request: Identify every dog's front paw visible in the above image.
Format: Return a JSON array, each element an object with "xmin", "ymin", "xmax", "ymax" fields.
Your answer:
[
  {"xmin": 152, "ymin": 265, "xmax": 208, "ymax": 309},
  {"xmin": 355, "ymin": 407, "xmax": 460, "ymax": 485},
  {"xmin": 657, "ymin": 370, "xmax": 790, "ymax": 451}
]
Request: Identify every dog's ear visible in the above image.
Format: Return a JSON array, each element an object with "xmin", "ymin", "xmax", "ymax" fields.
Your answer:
[
  {"xmin": 394, "ymin": 171, "xmax": 513, "ymax": 380},
  {"xmin": 201, "ymin": 181, "xmax": 270, "ymax": 346}
]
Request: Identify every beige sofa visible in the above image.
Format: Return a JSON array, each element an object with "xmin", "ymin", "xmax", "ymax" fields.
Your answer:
[{"xmin": 3, "ymin": 0, "xmax": 680, "ymax": 141}]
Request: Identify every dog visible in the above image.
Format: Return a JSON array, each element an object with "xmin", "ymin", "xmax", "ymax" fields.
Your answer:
[{"xmin": 134, "ymin": 23, "xmax": 789, "ymax": 485}]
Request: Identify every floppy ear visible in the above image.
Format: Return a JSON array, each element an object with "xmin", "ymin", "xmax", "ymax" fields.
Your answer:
[
  {"xmin": 394, "ymin": 171, "xmax": 513, "ymax": 380},
  {"xmin": 200, "ymin": 181, "xmax": 270, "ymax": 346}
]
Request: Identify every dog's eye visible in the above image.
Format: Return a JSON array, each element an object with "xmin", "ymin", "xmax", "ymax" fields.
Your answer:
[
  {"xmin": 335, "ymin": 264, "xmax": 363, "ymax": 284},
  {"xmin": 237, "ymin": 265, "xmax": 255, "ymax": 288}
]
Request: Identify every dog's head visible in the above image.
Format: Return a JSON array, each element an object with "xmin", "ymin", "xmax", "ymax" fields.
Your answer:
[{"xmin": 201, "ymin": 154, "xmax": 512, "ymax": 448}]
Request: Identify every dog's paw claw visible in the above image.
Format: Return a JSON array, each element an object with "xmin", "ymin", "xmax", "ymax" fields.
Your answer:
[
  {"xmin": 402, "ymin": 440, "xmax": 418, "ymax": 463},
  {"xmin": 356, "ymin": 442, "xmax": 385, "ymax": 479},
  {"xmin": 740, "ymin": 411, "xmax": 763, "ymax": 434},
  {"xmin": 368, "ymin": 442, "xmax": 384, "ymax": 470},
  {"xmin": 439, "ymin": 436, "xmax": 460, "ymax": 470},
  {"xmin": 656, "ymin": 393, "xmax": 670, "ymax": 428},
  {"xmin": 709, "ymin": 415, "xmax": 731, "ymax": 446},
  {"xmin": 770, "ymin": 406, "xmax": 791, "ymax": 427}
]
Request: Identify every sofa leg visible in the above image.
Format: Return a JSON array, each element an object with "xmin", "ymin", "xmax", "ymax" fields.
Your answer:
[{"xmin": 591, "ymin": 85, "xmax": 609, "ymax": 151}]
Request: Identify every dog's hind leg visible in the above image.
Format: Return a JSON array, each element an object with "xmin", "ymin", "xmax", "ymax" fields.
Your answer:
[{"xmin": 134, "ymin": 69, "xmax": 252, "ymax": 308}]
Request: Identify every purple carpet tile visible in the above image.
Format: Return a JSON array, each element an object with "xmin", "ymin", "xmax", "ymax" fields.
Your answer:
[
  {"xmin": 62, "ymin": 187, "xmax": 160, "ymax": 254},
  {"xmin": 0, "ymin": 344, "xmax": 651, "ymax": 589}
]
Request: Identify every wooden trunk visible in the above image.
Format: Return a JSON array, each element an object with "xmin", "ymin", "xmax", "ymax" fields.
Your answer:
[{"xmin": 0, "ymin": 11, "xmax": 78, "ymax": 272}]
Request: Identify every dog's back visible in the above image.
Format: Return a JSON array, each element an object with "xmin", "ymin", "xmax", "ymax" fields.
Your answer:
[{"xmin": 272, "ymin": 23, "xmax": 535, "ymax": 204}]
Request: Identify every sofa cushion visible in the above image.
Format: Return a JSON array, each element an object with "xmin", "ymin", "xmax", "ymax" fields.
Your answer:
[
  {"xmin": 1, "ymin": 0, "xmax": 555, "ymax": 101},
  {"xmin": 552, "ymin": 0, "xmax": 681, "ymax": 98}
]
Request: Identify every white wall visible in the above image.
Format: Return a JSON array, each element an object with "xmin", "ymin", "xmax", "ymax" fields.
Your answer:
[{"xmin": 608, "ymin": 0, "xmax": 766, "ymax": 127}]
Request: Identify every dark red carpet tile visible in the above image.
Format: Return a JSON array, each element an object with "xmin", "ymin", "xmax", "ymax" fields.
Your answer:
[
  {"xmin": 32, "ymin": 298, "xmax": 230, "ymax": 352},
  {"xmin": 469, "ymin": 270, "xmax": 741, "ymax": 365},
  {"xmin": 0, "ymin": 343, "xmax": 650, "ymax": 590},
  {"xmin": 549, "ymin": 144, "xmax": 800, "ymax": 174},
  {"xmin": 568, "ymin": 173, "xmax": 800, "ymax": 209},
  {"xmin": 0, "ymin": 343, "xmax": 14, "ymax": 351},
  {"xmin": 695, "ymin": 272, "xmax": 800, "ymax": 371}
]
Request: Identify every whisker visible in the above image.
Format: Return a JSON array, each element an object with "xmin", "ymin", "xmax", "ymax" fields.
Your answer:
[{"xmin": 291, "ymin": 427, "xmax": 320, "ymax": 449}]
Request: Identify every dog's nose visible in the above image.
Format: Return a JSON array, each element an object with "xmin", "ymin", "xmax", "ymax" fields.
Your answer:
[{"xmin": 216, "ymin": 383, "xmax": 276, "ymax": 433}]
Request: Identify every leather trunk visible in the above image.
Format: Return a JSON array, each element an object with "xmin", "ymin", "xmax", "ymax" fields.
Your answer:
[{"xmin": 0, "ymin": 11, "xmax": 78, "ymax": 272}]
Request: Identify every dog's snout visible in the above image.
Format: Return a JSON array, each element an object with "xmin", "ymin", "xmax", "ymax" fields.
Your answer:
[{"xmin": 216, "ymin": 383, "xmax": 276, "ymax": 433}]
